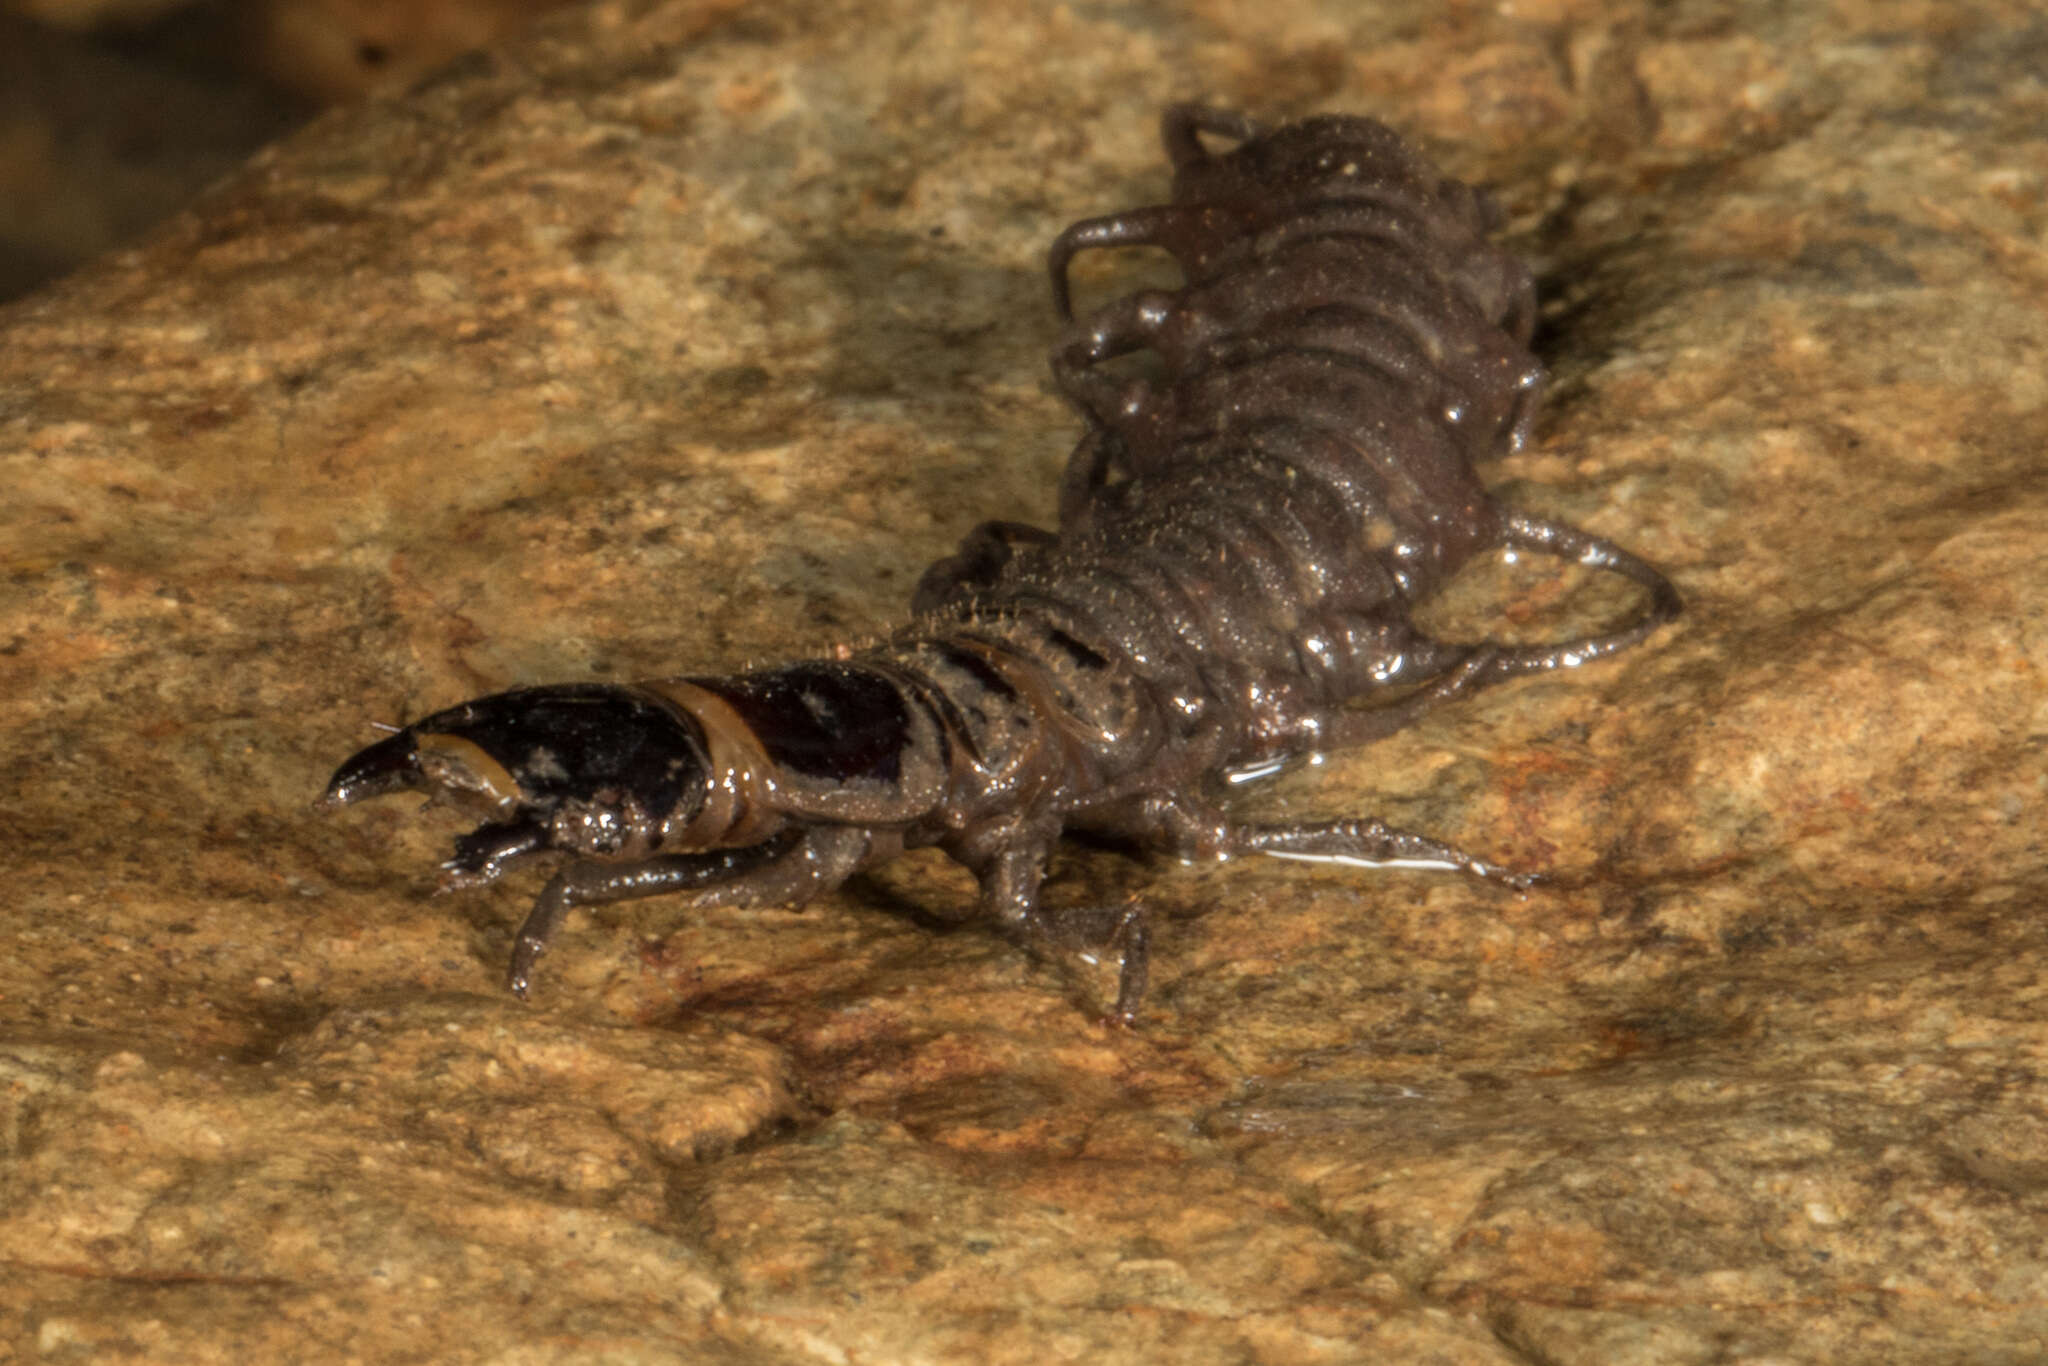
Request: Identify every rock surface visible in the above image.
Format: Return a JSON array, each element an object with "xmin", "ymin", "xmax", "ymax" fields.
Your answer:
[{"xmin": 5, "ymin": 0, "xmax": 2048, "ymax": 1361}]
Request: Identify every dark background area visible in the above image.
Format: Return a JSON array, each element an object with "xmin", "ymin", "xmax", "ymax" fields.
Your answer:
[{"xmin": 0, "ymin": 0, "xmax": 569, "ymax": 301}]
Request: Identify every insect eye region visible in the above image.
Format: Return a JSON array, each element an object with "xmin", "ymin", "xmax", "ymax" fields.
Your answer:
[{"xmin": 320, "ymin": 684, "xmax": 710, "ymax": 838}]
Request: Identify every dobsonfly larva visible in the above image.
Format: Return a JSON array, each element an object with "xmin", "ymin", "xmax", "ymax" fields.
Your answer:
[{"xmin": 322, "ymin": 105, "xmax": 1680, "ymax": 1020}]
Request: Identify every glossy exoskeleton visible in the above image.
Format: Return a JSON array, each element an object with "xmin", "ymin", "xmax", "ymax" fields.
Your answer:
[{"xmin": 323, "ymin": 106, "xmax": 1680, "ymax": 1019}]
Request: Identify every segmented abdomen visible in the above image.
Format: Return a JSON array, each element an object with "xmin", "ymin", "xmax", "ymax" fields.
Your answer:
[{"xmin": 916, "ymin": 108, "xmax": 1554, "ymax": 784}]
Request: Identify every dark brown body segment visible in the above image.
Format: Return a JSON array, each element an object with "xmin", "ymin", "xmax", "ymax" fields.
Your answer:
[{"xmin": 322, "ymin": 106, "xmax": 1681, "ymax": 1018}]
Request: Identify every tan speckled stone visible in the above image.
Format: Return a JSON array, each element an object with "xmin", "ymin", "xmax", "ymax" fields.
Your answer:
[{"xmin": 5, "ymin": 0, "xmax": 2048, "ymax": 1361}]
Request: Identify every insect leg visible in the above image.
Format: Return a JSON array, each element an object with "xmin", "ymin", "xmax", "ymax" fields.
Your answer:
[
  {"xmin": 1231, "ymin": 817, "xmax": 1531, "ymax": 888},
  {"xmin": 1140, "ymin": 790, "xmax": 1531, "ymax": 889},
  {"xmin": 1051, "ymin": 288, "xmax": 1178, "ymax": 439},
  {"xmin": 1328, "ymin": 515, "xmax": 1678, "ymax": 719},
  {"xmin": 1158, "ymin": 103, "xmax": 1267, "ymax": 167},
  {"xmin": 439, "ymin": 817, "xmax": 549, "ymax": 891},
  {"xmin": 1339, "ymin": 514, "xmax": 1678, "ymax": 696},
  {"xmin": 971, "ymin": 840, "xmax": 1152, "ymax": 1024},
  {"xmin": 912, "ymin": 520, "xmax": 1058, "ymax": 614},
  {"xmin": 1102, "ymin": 898, "xmax": 1151, "ymax": 1026},
  {"xmin": 1502, "ymin": 360, "xmax": 1547, "ymax": 454},
  {"xmin": 1047, "ymin": 209, "xmax": 1193, "ymax": 320},
  {"xmin": 1315, "ymin": 644, "xmax": 1505, "ymax": 749},
  {"xmin": 1469, "ymin": 510, "xmax": 1683, "ymax": 677},
  {"xmin": 505, "ymin": 826, "xmax": 870, "ymax": 998},
  {"xmin": 1057, "ymin": 429, "xmax": 1119, "ymax": 530},
  {"xmin": 1048, "ymin": 289, "xmax": 1188, "ymax": 528}
]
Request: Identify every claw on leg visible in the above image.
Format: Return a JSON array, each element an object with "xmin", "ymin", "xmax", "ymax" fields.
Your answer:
[
  {"xmin": 1143, "ymin": 790, "xmax": 1534, "ymax": 891},
  {"xmin": 439, "ymin": 818, "xmax": 549, "ymax": 892},
  {"xmin": 971, "ymin": 846, "xmax": 1156, "ymax": 1023},
  {"xmin": 1246, "ymin": 818, "xmax": 1535, "ymax": 892},
  {"xmin": 1014, "ymin": 899, "xmax": 1156, "ymax": 1027},
  {"xmin": 498, "ymin": 828, "xmax": 866, "ymax": 1000},
  {"xmin": 508, "ymin": 872, "xmax": 575, "ymax": 999},
  {"xmin": 1103, "ymin": 899, "xmax": 1151, "ymax": 1028}
]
